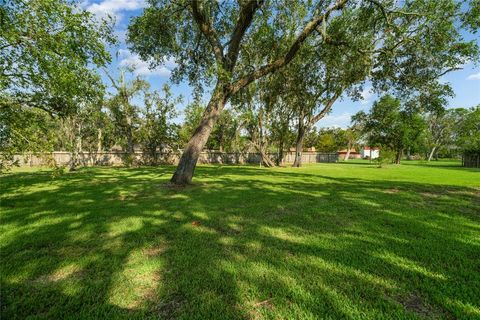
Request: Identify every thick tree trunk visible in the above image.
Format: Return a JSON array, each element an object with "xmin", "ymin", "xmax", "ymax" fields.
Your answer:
[
  {"xmin": 395, "ymin": 149, "xmax": 403, "ymax": 164},
  {"xmin": 427, "ymin": 146, "xmax": 436, "ymax": 161},
  {"xmin": 292, "ymin": 121, "xmax": 305, "ymax": 167},
  {"xmin": 171, "ymin": 85, "xmax": 228, "ymax": 185},
  {"xmin": 277, "ymin": 140, "xmax": 284, "ymax": 166}
]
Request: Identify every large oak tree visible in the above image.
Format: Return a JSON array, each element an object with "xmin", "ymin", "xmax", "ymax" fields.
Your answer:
[{"xmin": 128, "ymin": 0, "xmax": 479, "ymax": 184}]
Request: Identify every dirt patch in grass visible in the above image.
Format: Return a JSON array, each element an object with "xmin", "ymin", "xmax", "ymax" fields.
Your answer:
[
  {"xmin": 446, "ymin": 187, "xmax": 480, "ymax": 197},
  {"xmin": 398, "ymin": 293, "xmax": 451, "ymax": 319},
  {"xmin": 247, "ymin": 298, "xmax": 275, "ymax": 320},
  {"xmin": 384, "ymin": 188, "xmax": 400, "ymax": 194},
  {"xmin": 215, "ymin": 224, "xmax": 242, "ymax": 236},
  {"xmin": 155, "ymin": 294, "xmax": 185, "ymax": 319},
  {"xmin": 142, "ymin": 245, "xmax": 167, "ymax": 257},
  {"xmin": 420, "ymin": 192, "xmax": 441, "ymax": 198}
]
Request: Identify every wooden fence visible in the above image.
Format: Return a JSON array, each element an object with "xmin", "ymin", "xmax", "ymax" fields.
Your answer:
[
  {"xmin": 462, "ymin": 153, "xmax": 480, "ymax": 168},
  {"xmin": 11, "ymin": 151, "xmax": 339, "ymax": 167}
]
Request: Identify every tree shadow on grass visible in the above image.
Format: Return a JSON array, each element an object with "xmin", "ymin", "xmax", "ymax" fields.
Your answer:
[{"xmin": 1, "ymin": 165, "xmax": 479, "ymax": 319}]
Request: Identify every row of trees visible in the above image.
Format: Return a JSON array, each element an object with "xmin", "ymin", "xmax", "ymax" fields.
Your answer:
[
  {"xmin": 1, "ymin": 0, "xmax": 479, "ymax": 181},
  {"xmin": 127, "ymin": 0, "xmax": 479, "ymax": 183},
  {"xmin": 3, "ymin": 74, "xmax": 478, "ymax": 169},
  {"xmin": 353, "ymin": 97, "xmax": 480, "ymax": 164},
  {"xmin": 1, "ymin": 75, "xmax": 179, "ymax": 169}
]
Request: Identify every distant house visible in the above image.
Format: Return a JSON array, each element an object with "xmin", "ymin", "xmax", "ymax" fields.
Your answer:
[
  {"xmin": 361, "ymin": 147, "xmax": 380, "ymax": 159},
  {"xmin": 338, "ymin": 149, "xmax": 361, "ymax": 160}
]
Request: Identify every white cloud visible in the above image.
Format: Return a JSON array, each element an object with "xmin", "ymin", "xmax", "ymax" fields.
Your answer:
[
  {"xmin": 360, "ymin": 87, "xmax": 373, "ymax": 105},
  {"xmin": 317, "ymin": 112, "xmax": 352, "ymax": 129},
  {"xmin": 118, "ymin": 49, "xmax": 176, "ymax": 77},
  {"xmin": 467, "ymin": 72, "xmax": 480, "ymax": 80},
  {"xmin": 86, "ymin": 0, "xmax": 146, "ymax": 23},
  {"xmin": 115, "ymin": 29, "xmax": 127, "ymax": 43}
]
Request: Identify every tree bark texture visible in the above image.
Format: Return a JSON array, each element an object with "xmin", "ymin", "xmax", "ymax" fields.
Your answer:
[
  {"xmin": 170, "ymin": 84, "xmax": 228, "ymax": 184},
  {"xmin": 292, "ymin": 121, "xmax": 306, "ymax": 167},
  {"xmin": 170, "ymin": 0, "xmax": 347, "ymax": 184},
  {"xmin": 427, "ymin": 146, "xmax": 436, "ymax": 161},
  {"xmin": 395, "ymin": 149, "xmax": 403, "ymax": 164}
]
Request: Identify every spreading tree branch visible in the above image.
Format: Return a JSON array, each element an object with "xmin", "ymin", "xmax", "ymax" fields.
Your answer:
[
  {"xmin": 230, "ymin": 0, "xmax": 348, "ymax": 94},
  {"xmin": 225, "ymin": 0, "xmax": 264, "ymax": 70},
  {"xmin": 190, "ymin": 0, "xmax": 225, "ymax": 65},
  {"xmin": 310, "ymin": 90, "xmax": 343, "ymax": 125}
]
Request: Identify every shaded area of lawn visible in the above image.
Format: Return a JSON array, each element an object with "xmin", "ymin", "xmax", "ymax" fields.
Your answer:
[{"xmin": 1, "ymin": 163, "xmax": 479, "ymax": 319}]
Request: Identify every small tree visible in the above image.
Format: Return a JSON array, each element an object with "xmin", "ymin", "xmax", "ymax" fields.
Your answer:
[
  {"xmin": 355, "ymin": 95, "xmax": 426, "ymax": 164},
  {"xmin": 342, "ymin": 127, "xmax": 361, "ymax": 161},
  {"xmin": 0, "ymin": 105, "xmax": 56, "ymax": 171},
  {"xmin": 139, "ymin": 85, "xmax": 181, "ymax": 165},
  {"xmin": 237, "ymin": 98, "xmax": 277, "ymax": 167},
  {"xmin": 105, "ymin": 69, "xmax": 149, "ymax": 164}
]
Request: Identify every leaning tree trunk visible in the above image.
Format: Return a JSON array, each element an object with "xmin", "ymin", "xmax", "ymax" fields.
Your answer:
[
  {"xmin": 395, "ymin": 149, "xmax": 403, "ymax": 164},
  {"xmin": 292, "ymin": 121, "xmax": 306, "ymax": 167},
  {"xmin": 171, "ymin": 84, "xmax": 229, "ymax": 185},
  {"xmin": 344, "ymin": 144, "xmax": 352, "ymax": 161},
  {"xmin": 259, "ymin": 149, "xmax": 276, "ymax": 167},
  {"xmin": 427, "ymin": 146, "xmax": 436, "ymax": 161}
]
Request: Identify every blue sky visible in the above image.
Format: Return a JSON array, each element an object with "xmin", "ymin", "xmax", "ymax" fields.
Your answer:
[{"xmin": 82, "ymin": 0, "xmax": 480, "ymax": 128}]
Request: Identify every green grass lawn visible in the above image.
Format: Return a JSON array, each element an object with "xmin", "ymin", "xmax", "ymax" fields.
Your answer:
[{"xmin": 1, "ymin": 161, "xmax": 479, "ymax": 319}]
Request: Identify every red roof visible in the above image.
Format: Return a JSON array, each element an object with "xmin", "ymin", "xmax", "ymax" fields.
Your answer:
[{"xmin": 338, "ymin": 149, "xmax": 359, "ymax": 154}]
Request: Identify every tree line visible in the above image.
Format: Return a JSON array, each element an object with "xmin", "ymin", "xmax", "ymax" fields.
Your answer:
[
  {"xmin": 2, "ymin": 75, "xmax": 478, "ymax": 170},
  {"xmin": 1, "ymin": 0, "xmax": 479, "ymax": 180}
]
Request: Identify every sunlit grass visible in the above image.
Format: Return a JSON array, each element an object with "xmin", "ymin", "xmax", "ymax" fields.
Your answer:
[{"xmin": 1, "ymin": 160, "xmax": 479, "ymax": 319}]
